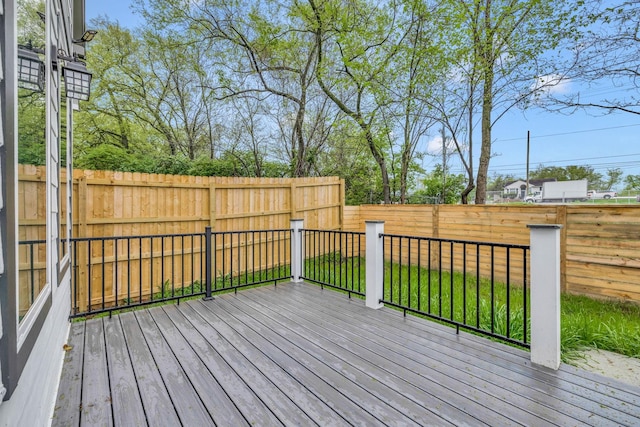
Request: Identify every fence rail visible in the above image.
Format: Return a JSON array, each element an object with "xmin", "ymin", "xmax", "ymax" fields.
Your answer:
[
  {"xmin": 301, "ymin": 229, "xmax": 365, "ymax": 297},
  {"xmin": 346, "ymin": 204, "xmax": 640, "ymax": 303},
  {"xmin": 381, "ymin": 233, "xmax": 530, "ymax": 347}
]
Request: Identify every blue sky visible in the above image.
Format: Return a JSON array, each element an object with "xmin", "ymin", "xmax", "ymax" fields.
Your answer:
[{"xmin": 86, "ymin": 1, "xmax": 640, "ymax": 186}]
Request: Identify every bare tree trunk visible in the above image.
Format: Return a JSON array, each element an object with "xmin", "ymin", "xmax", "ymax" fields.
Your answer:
[{"xmin": 475, "ymin": 0, "xmax": 493, "ymax": 205}]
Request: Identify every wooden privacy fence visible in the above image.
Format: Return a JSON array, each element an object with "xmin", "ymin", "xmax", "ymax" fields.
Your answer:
[
  {"xmin": 18, "ymin": 166, "xmax": 344, "ymax": 313},
  {"xmin": 345, "ymin": 205, "xmax": 640, "ymax": 303},
  {"xmin": 19, "ymin": 164, "xmax": 640, "ymax": 306}
]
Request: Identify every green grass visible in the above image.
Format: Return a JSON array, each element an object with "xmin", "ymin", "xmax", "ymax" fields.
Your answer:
[
  {"xmin": 384, "ymin": 261, "xmax": 529, "ymax": 346},
  {"xmin": 560, "ymin": 294, "xmax": 640, "ymax": 361}
]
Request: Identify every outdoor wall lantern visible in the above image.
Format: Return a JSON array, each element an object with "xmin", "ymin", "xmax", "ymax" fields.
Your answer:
[
  {"xmin": 61, "ymin": 60, "xmax": 92, "ymax": 100},
  {"xmin": 16, "ymin": 41, "xmax": 94, "ymax": 101},
  {"xmin": 17, "ymin": 45, "xmax": 45, "ymax": 92}
]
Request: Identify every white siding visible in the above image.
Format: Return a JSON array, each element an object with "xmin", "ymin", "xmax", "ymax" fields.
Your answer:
[
  {"xmin": 0, "ymin": 0, "xmax": 73, "ymax": 424},
  {"xmin": 0, "ymin": 0, "xmax": 6, "ymax": 404},
  {"xmin": 0, "ymin": 274, "xmax": 70, "ymax": 426}
]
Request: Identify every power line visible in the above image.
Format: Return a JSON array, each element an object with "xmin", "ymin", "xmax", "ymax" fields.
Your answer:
[
  {"xmin": 496, "ymin": 123, "xmax": 640, "ymax": 142},
  {"xmin": 485, "ymin": 160, "xmax": 640, "ymax": 176},
  {"xmin": 492, "ymin": 152, "xmax": 640, "ymax": 169}
]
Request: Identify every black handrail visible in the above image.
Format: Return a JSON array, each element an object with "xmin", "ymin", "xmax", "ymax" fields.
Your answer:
[
  {"xmin": 301, "ymin": 229, "xmax": 365, "ymax": 298},
  {"xmin": 381, "ymin": 233, "xmax": 530, "ymax": 348},
  {"xmin": 65, "ymin": 228, "xmax": 292, "ymax": 318}
]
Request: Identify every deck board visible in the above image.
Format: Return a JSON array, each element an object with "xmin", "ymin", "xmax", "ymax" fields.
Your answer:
[
  {"xmin": 148, "ymin": 307, "xmax": 249, "ymax": 426},
  {"xmin": 190, "ymin": 299, "xmax": 353, "ymax": 426},
  {"xmin": 80, "ymin": 319, "xmax": 113, "ymax": 427},
  {"xmin": 52, "ymin": 320, "xmax": 85, "ymax": 427},
  {"xmin": 281, "ymin": 283, "xmax": 640, "ymax": 423},
  {"xmin": 161, "ymin": 304, "xmax": 281, "ymax": 426},
  {"xmin": 267, "ymin": 283, "xmax": 639, "ymax": 425},
  {"xmin": 206, "ymin": 297, "xmax": 423, "ymax": 426},
  {"xmin": 103, "ymin": 316, "xmax": 147, "ymax": 427},
  {"xmin": 119, "ymin": 312, "xmax": 182, "ymax": 426},
  {"xmin": 54, "ymin": 282, "xmax": 640, "ymax": 427},
  {"xmin": 134, "ymin": 310, "xmax": 214, "ymax": 426},
  {"xmin": 238, "ymin": 286, "xmax": 586, "ymax": 426}
]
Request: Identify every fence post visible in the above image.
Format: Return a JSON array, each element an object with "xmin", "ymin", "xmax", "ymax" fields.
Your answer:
[
  {"xmin": 365, "ymin": 221, "xmax": 384, "ymax": 309},
  {"xmin": 291, "ymin": 219, "xmax": 304, "ymax": 283},
  {"xmin": 204, "ymin": 226, "xmax": 213, "ymax": 300},
  {"xmin": 527, "ymin": 224, "xmax": 562, "ymax": 370}
]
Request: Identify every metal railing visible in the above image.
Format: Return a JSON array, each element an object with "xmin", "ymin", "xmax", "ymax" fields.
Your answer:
[
  {"xmin": 71, "ymin": 232, "xmax": 207, "ymax": 317},
  {"xmin": 21, "ymin": 223, "xmax": 530, "ymax": 350},
  {"xmin": 203, "ymin": 227, "xmax": 292, "ymax": 298},
  {"xmin": 301, "ymin": 229, "xmax": 365, "ymax": 297},
  {"xmin": 67, "ymin": 228, "xmax": 292, "ymax": 317},
  {"xmin": 381, "ymin": 234, "xmax": 530, "ymax": 348}
]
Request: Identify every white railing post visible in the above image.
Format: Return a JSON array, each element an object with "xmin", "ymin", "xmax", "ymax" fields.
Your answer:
[
  {"xmin": 290, "ymin": 219, "xmax": 304, "ymax": 283},
  {"xmin": 365, "ymin": 221, "xmax": 384, "ymax": 309},
  {"xmin": 527, "ymin": 224, "xmax": 562, "ymax": 370}
]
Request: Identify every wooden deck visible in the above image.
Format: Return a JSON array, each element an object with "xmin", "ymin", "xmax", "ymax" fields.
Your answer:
[{"xmin": 52, "ymin": 282, "xmax": 640, "ymax": 426}]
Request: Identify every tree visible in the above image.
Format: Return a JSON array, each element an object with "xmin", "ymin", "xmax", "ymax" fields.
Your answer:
[
  {"xmin": 624, "ymin": 174, "xmax": 640, "ymax": 192},
  {"xmin": 316, "ymin": 119, "xmax": 382, "ymax": 204},
  {"xmin": 487, "ymin": 173, "xmax": 518, "ymax": 192},
  {"xmin": 307, "ymin": 0, "xmax": 411, "ymax": 203},
  {"xmin": 137, "ymin": 0, "xmax": 332, "ymax": 177},
  {"xmin": 550, "ymin": 1, "xmax": 640, "ymax": 116},
  {"xmin": 603, "ymin": 167, "xmax": 623, "ymax": 190},
  {"xmin": 75, "ymin": 20, "xmax": 146, "ymax": 152},
  {"xmin": 409, "ymin": 164, "xmax": 466, "ymax": 204},
  {"xmin": 385, "ymin": 2, "xmax": 441, "ymax": 203},
  {"xmin": 77, "ymin": 18, "xmax": 223, "ymax": 167},
  {"xmin": 438, "ymin": 0, "xmax": 583, "ymax": 204},
  {"xmin": 530, "ymin": 164, "xmax": 603, "ymax": 188}
]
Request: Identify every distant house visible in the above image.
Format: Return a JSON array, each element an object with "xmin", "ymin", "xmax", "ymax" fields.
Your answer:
[{"xmin": 503, "ymin": 178, "xmax": 557, "ymax": 199}]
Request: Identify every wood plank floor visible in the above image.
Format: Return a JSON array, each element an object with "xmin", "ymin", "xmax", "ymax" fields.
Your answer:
[{"xmin": 52, "ymin": 282, "xmax": 640, "ymax": 426}]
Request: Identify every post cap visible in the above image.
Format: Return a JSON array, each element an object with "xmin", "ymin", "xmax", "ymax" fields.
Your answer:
[{"xmin": 527, "ymin": 224, "xmax": 563, "ymax": 229}]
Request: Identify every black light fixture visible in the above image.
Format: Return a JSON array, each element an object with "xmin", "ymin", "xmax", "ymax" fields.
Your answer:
[
  {"xmin": 17, "ymin": 45, "xmax": 45, "ymax": 92},
  {"xmin": 61, "ymin": 61, "xmax": 92, "ymax": 101},
  {"xmin": 73, "ymin": 30, "xmax": 97, "ymax": 44}
]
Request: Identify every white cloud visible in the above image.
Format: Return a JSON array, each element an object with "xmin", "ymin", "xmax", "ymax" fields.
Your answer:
[
  {"xmin": 426, "ymin": 135, "xmax": 458, "ymax": 155},
  {"xmin": 532, "ymin": 74, "xmax": 572, "ymax": 95}
]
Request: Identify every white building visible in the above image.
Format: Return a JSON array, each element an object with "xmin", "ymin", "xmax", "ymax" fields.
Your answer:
[
  {"xmin": 1, "ymin": 1, "xmax": 92, "ymax": 424},
  {"xmin": 503, "ymin": 178, "xmax": 556, "ymax": 199}
]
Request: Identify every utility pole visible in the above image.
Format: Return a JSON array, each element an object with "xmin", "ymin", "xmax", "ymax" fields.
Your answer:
[{"xmin": 526, "ymin": 130, "xmax": 530, "ymax": 198}]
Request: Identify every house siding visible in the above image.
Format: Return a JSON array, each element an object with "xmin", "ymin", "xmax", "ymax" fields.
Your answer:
[
  {"xmin": 0, "ymin": 0, "xmax": 74, "ymax": 424},
  {"xmin": 0, "ymin": 0, "xmax": 6, "ymax": 405}
]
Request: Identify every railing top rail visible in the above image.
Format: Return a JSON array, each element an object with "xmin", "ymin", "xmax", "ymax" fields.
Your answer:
[
  {"xmin": 70, "ymin": 232, "xmax": 207, "ymax": 242},
  {"xmin": 209, "ymin": 228, "xmax": 293, "ymax": 234},
  {"xmin": 302, "ymin": 228, "xmax": 365, "ymax": 235},
  {"xmin": 381, "ymin": 233, "xmax": 530, "ymax": 250},
  {"xmin": 19, "ymin": 239, "xmax": 47, "ymax": 245}
]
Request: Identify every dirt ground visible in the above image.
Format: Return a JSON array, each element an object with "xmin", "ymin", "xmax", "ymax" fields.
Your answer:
[{"xmin": 572, "ymin": 349, "xmax": 640, "ymax": 388}]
